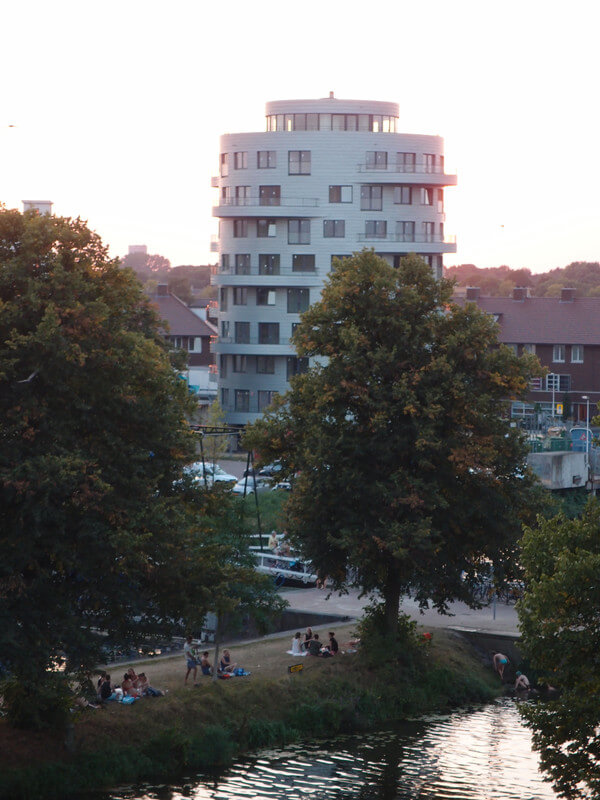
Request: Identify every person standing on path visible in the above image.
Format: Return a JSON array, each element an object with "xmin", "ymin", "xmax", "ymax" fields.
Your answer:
[{"xmin": 184, "ymin": 635, "xmax": 199, "ymax": 685}]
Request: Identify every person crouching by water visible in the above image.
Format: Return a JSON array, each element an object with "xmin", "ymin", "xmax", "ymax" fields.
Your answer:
[{"xmin": 515, "ymin": 671, "xmax": 531, "ymax": 691}]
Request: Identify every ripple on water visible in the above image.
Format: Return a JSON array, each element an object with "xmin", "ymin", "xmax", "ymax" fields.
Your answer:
[{"xmin": 105, "ymin": 700, "xmax": 556, "ymax": 800}]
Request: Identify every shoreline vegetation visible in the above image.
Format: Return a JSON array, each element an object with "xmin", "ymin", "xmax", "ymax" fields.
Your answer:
[{"xmin": 0, "ymin": 624, "xmax": 500, "ymax": 800}]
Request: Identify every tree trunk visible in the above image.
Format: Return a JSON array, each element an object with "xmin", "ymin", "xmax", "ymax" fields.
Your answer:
[{"xmin": 383, "ymin": 562, "xmax": 402, "ymax": 638}]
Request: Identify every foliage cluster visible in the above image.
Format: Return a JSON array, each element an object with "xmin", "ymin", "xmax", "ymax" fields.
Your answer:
[
  {"xmin": 446, "ymin": 261, "xmax": 600, "ymax": 297},
  {"xmin": 519, "ymin": 501, "xmax": 600, "ymax": 798},
  {"xmin": 246, "ymin": 251, "xmax": 544, "ymax": 633}
]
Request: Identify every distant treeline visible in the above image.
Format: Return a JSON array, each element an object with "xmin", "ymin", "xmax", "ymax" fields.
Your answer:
[
  {"xmin": 120, "ymin": 251, "xmax": 214, "ymax": 302},
  {"xmin": 445, "ymin": 262, "xmax": 600, "ymax": 297}
]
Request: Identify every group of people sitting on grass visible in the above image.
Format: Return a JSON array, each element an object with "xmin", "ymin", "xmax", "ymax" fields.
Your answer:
[
  {"xmin": 184, "ymin": 636, "xmax": 246, "ymax": 684},
  {"xmin": 268, "ymin": 529, "xmax": 291, "ymax": 557},
  {"xmin": 287, "ymin": 628, "xmax": 339, "ymax": 657},
  {"xmin": 97, "ymin": 667, "xmax": 164, "ymax": 703}
]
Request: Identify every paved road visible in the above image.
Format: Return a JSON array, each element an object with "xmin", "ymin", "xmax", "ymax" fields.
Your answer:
[{"xmin": 280, "ymin": 586, "xmax": 520, "ymax": 637}]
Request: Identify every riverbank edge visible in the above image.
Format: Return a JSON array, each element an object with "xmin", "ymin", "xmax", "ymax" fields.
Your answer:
[{"xmin": 0, "ymin": 631, "xmax": 499, "ymax": 800}]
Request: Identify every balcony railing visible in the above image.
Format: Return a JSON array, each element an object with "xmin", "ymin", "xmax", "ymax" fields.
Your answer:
[
  {"xmin": 216, "ymin": 196, "xmax": 320, "ymax": 208},
  {"xmin": 356, "ymin": 163, "xmax": 456, "ymax": 175},
  {"xmin": 214, "ymin": 265, "xmax": 319, "ymax": 277},
  {"xmin": 356, "ymin": 233, "xmax": 456, "ymax": 244},
  {"xmin": 217, "ymin": 336, "xmax": 293, "ymax": 346}
]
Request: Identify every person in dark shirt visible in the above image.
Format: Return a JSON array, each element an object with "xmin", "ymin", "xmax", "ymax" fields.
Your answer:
[
  {"xmin": 307, "ymin": 633, "xmax": 322, "ymax": 656},
  {"xmin": 328, "ymin": 632, "xmax": 339, "ymax": 654}
]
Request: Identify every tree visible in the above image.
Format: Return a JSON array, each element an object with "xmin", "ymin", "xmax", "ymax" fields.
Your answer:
[
  {"xmin": 246, "ymin": 252, "xmax": 543, "ymax": 635},
  {"xmin": 202, "ymin": 398, "xmax": 230, "ymax": 464},
  {"xmin": 0, "ymin": 208, "xmax": 198, "ymax": 714},
  {"xmin": 518, "ymin": 502, "xmax": 600, "ymax": 798}
]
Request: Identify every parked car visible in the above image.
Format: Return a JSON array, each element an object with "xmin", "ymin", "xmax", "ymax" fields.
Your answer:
[
  {"xmin": 232, "ymin": 477, "xmax": 272, "ymax": 495},
  {"xmin": 258, "ymin": 461, "xmax": 283, "ymax": 478},
  {"xmin": 272, "ymin": 481, "xmax": 291, "ymax": 491},
  {"xmin": 183, "ymin": 462, "xmax": 237, "ymax": 485}
]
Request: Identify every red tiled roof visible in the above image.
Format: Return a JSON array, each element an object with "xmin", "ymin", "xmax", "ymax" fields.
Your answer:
[
  {"xmin": 455, "ymin": 295, "xmax": 600, "ymax": 345},
  {"xmin": 149, "ymin": 292, "xmax": 217, "ymax": 337}
]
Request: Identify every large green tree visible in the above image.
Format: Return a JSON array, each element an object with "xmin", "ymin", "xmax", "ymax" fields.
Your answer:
[
  {"xmin": 246, "ymin": 252, "xmax": 542, "ymax": 633},
  {"xmin": 518, "ymin": 502, "xmax": 600, "ymax": 799},
  {"xmin": 0, "ymin": 208, "xmax": 199, "ymax": 692}
]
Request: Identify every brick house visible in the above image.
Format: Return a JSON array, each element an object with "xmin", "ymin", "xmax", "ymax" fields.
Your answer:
[{"xmin": 459, "ymin": 287, "xmax": 600, "ymax": 424}]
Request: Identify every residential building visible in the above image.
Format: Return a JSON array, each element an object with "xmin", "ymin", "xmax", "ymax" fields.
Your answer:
[
  {"xmin": 461, "ymin": 286, "xmax": 600, "ymax": 423},
  {"xmin": 212, "ymin": 94, "xmax": 457, "ymax": 424},
  {"xmin": 148, "ymin": 284, "xmax": 218, "ymax": 407},
  {"xmin": 22, "ymin": 200, "xmax": 53, "ymax": 214}
]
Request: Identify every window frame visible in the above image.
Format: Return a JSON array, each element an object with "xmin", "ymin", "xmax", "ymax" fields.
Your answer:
[
  {"xmin": 233, "ymin": 151, "xmax": 248, "ymax": 170},
  {"xmin": 288, "ymin": 150, "xmax": 311, "ymax": 175},
  {"xmin": 288, "ymin": 219, "xmax": 311, "ymax": 245},
  {"xmin": 292, "ymin": 254, "xmax": 316, "ymax": 272},
  {"xmin": 287, "ymin": 288, "xmax": 309, "ymax": 313},
  {"xmin": 553, "ymin": 344, "xmax": 566, "ymax": 363},
  {"xmin": 257, "ymin": 150, "xmax": 277, "ymax": 169},
  {"xmin": 571, "ymin": 344, "xmax": 584, "ymax": 363},
  {"xmin": 329, "ymin": 185, "xmax": 353, "ymax": 203},
  {"xmin": 323, "ymin": 219, "xmax": 345, "ymax": 238},
  {"xmin": 360, "ymin": 185, "xmax": 383, "ymax": 211}
]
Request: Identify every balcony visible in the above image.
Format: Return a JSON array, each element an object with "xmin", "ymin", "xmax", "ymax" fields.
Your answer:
[
  {"xmin": 211, "ymin": 336, "xmax": 296, "ymax": 356},
  {"xmin": 356, "ymin": 163, "xmax": 457, "ymax": 186},
  {"xmin": 210, "ymin": 176, "xmax": 219, "ymax": 188},
  {"xmin": 209, "ymin": 235, "xmax": 219, "ymax": 253},
  {"xmin": 213, "ymin": 196, "xmax": 320, "ymax": 218},
  {"xmin": 357, "ymin": 232, "xmax": 456, "ymax": 244}
]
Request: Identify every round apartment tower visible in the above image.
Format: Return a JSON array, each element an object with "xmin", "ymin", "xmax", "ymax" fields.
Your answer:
[{"xmin": 211, "ymin": 94, "xmax": 457, "ymax": 425}]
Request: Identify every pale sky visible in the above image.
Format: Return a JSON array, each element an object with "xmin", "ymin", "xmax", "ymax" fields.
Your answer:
[{"xmin": 2, "ymin": 0, "xmax": 599, "ymax": 273}]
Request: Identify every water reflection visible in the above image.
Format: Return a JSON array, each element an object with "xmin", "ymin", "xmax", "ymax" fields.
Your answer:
[{"xmin": 105, "ymin": 699, "xmax": 555, "ymax": 800}]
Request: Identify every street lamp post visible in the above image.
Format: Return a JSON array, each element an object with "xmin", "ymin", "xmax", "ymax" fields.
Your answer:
[{"xmin": 582, "ymin": 396, "xmax": 590, "ymax": 486}]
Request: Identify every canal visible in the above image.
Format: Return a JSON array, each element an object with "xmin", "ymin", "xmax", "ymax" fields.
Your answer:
[{"xmin": 103, "ymin": 698, "xmax": 555, "ymax": 799}]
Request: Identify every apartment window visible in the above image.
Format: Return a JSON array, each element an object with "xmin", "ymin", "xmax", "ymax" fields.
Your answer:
[
  {"xmin": 221, "ymin": 186, "xmax": 230, "ymax": 203},
  {"xmin": 256, "ymin": 288, "xmax": 276, "ymax": 306},
  {"xmin": 420, "ymin": 187, "xmax": 434, "ymax": 205},
  {"xmin": 288, "ymin": 219, "xmax": 310, "ymax": 244},
  {"xmin": 329, "ymin": 185, "xmax": 353, "ymax": 203},
  {"xmin": 220, "ymin": 355, "xmax": 228, "ymax": 379},
  {"xmin": 437, "ymin": 188, "xmax": 444, "ymax": 213},
  {"xmin": 423, "ymin": 222, "xmax": 435, "ymax": 242},
  {"xmin": 259, "ymin": 254, "xmax": 280, "ymax": 275},
  {"xmin": 257, "ymin": 356, "xmax": 275, "ymax": 374},
  {"xmin": 396, "ymin": 221, "xmax": 415, "ymax": 242},
  {"xmin": 571, "ymin": 344, "xmax": 584, "ymax": 363},
  {"xmin": 219, "ymin": 287, "xmax": 228, "ymax": 311},
  {"xmin": 235, "ymin": 322, "xmax": 250, "ymax": 343},
  {"xmin": 235, "ymin": 254, "xmax": 251, "ymax": 274},
  {"xmin": 235, "ymin": 390, "xmax": 249, "ymax": 412},
  {"xmin": 287, "ymin": 288, "xmax": 309, "ymax": 313},
  {"xmin": 221, "ymin": 388, "xmax": 229, "ymax": 407},
  {"xmin": 233, "ymin": 355, "xmax": 247, "ymax": 373},
  {"xmin": 546, "ymin": 374, "xmax": 571, "ymax": 392},
  {"xmin": 365, "ymin": 151, "xmax": 388, "ymax": 169},
  {"xmin": 258, "ymin": 322, "xmax": 279, "ymax": 344},
  {"xmin": 259, "ymin": 185, "xmax": 281, "ymax": 206},
  {"xmin": 292, "ymin": 254, "xmax": 316, "ymax": 272},
  {"xmin": 257, "ymin": 219, "xmax": 277, "ymax": 237},
  {"xmin": 394, "ymin": 186, "xmax": 412, "ymax": 205},
  {"xmin": 233, "ymin": 219, "xmax": 248, "ymax": 237},
  {"xmin": 220, "ymin": 153, "xmax": 229, "ymax": 177},
  {"xmin": 288, "ymin": 150, "xmax": 311, "ymax": 175},
  {"xmin": 287, "ymin": 356, "xmax": 309, "ymax": 380},
  {"xmin": 291, "ymin": 322, "xmax": 300, "ymax": 337},
  {"xmin": 396, "ymin": 152, "xmax": 416, "ymax": 172},
  {"xmin": 365, "ymin": 220, "xmax": 387, "ymax": 238},
  {"xmin": 234, "ymin": 151, "xmax": 248, "ymax": 169},
  {"xmin": 522, "ymin": 344, "xmax": 536, "ymax": 354},
  {"xmin": 360, "ymin": 185, "xmax": 383, "ymax": 211},
  {"xmin": 257, "ymin": 150, "xmax": 276, "ymax": 168},
  {"xmin": 221, "ymin": 320, "xmax": 230, "ymax": 339},
  {"xmin": 233, "ymin": 287, "xmax": 247, "ymax": 305},
  {"xmin": 323, "ymin": 220, "xmax": 345, "ymax": 238},
  {"xmin": 553, "ymin": 344, "xmax": 566, "ymax": 362},
  {"xmin": 258, "ymin": 390, "xmax": 277, "ymax": 411},
  {"xmin": 221, "ymin": 254, "xmax": 230, "ymax": 270}
]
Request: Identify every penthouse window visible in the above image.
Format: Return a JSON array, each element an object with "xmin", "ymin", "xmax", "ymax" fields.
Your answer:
[
  {"xmin": 288, "ymin": 219, "xmax": 310, "ymax": 244},
  {"xmin": 257, "ymin": 150, "xmax": 277, "ymax": 168},
  {"xmin": 323, "ymin": 220, "xmax": 345, "ymax": 238},
  {"xmin": 288, "ymin": 150, "xmax": 311, "ymax": 175}
]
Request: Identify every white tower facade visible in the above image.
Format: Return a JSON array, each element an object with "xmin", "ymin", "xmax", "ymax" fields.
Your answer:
[{"xmin": 212, "ymin": 96, "xmax": 457, "ymax": 425}]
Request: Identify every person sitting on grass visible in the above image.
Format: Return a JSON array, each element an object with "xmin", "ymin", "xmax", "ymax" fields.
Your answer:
[
  {"xmin": 306, "ymin": 633, "xmax": 323, "ymax": 656},
  {"xmin": 137, "ymin": 672, "xmax": 164, "ymax": 697},
  {"xmin": 219, "ymin": 649, "xmax": 238, "ymax": 673},
  {"xmin": 121, "ymin": 673, "xmax": 141, "ymax": 697},
  {"xmin": 287, "ymin": 632, "xmax": 307, "ymax": 656},
  {"xmin": 515, "ymin": 671, "xmax": 531, "ymax": 691},
  {"xmin": 200, "ymin": 651, "xmax": 213, "ymax": 676},
  {"xmin": 99, "ymin": 674, "xmax": 117, "ymax": 703},
  {"xmin": 328, "ymin": 632, "xmax": 339, "ymax": 655},
  {"xmin": 303, "ymin": 627, "xmax": 313, "ymax": 650}
]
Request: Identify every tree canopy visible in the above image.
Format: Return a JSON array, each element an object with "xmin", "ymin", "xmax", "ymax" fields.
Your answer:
[
  {"xmin": 446, "ymin": 261, "xmax": 600, "ymax": 297},
  {"xmin": 246, "ymin": 252, "xmax": 543, "ymax": 632},
  {"xmin": 519, "ymin": 502, "xmax": 600, "ymax": 799}
]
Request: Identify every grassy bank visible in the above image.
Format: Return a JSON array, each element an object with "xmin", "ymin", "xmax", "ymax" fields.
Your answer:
[{"xmin": 0, "ymin": 626, "xmax": 499, "ymax": 800}]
